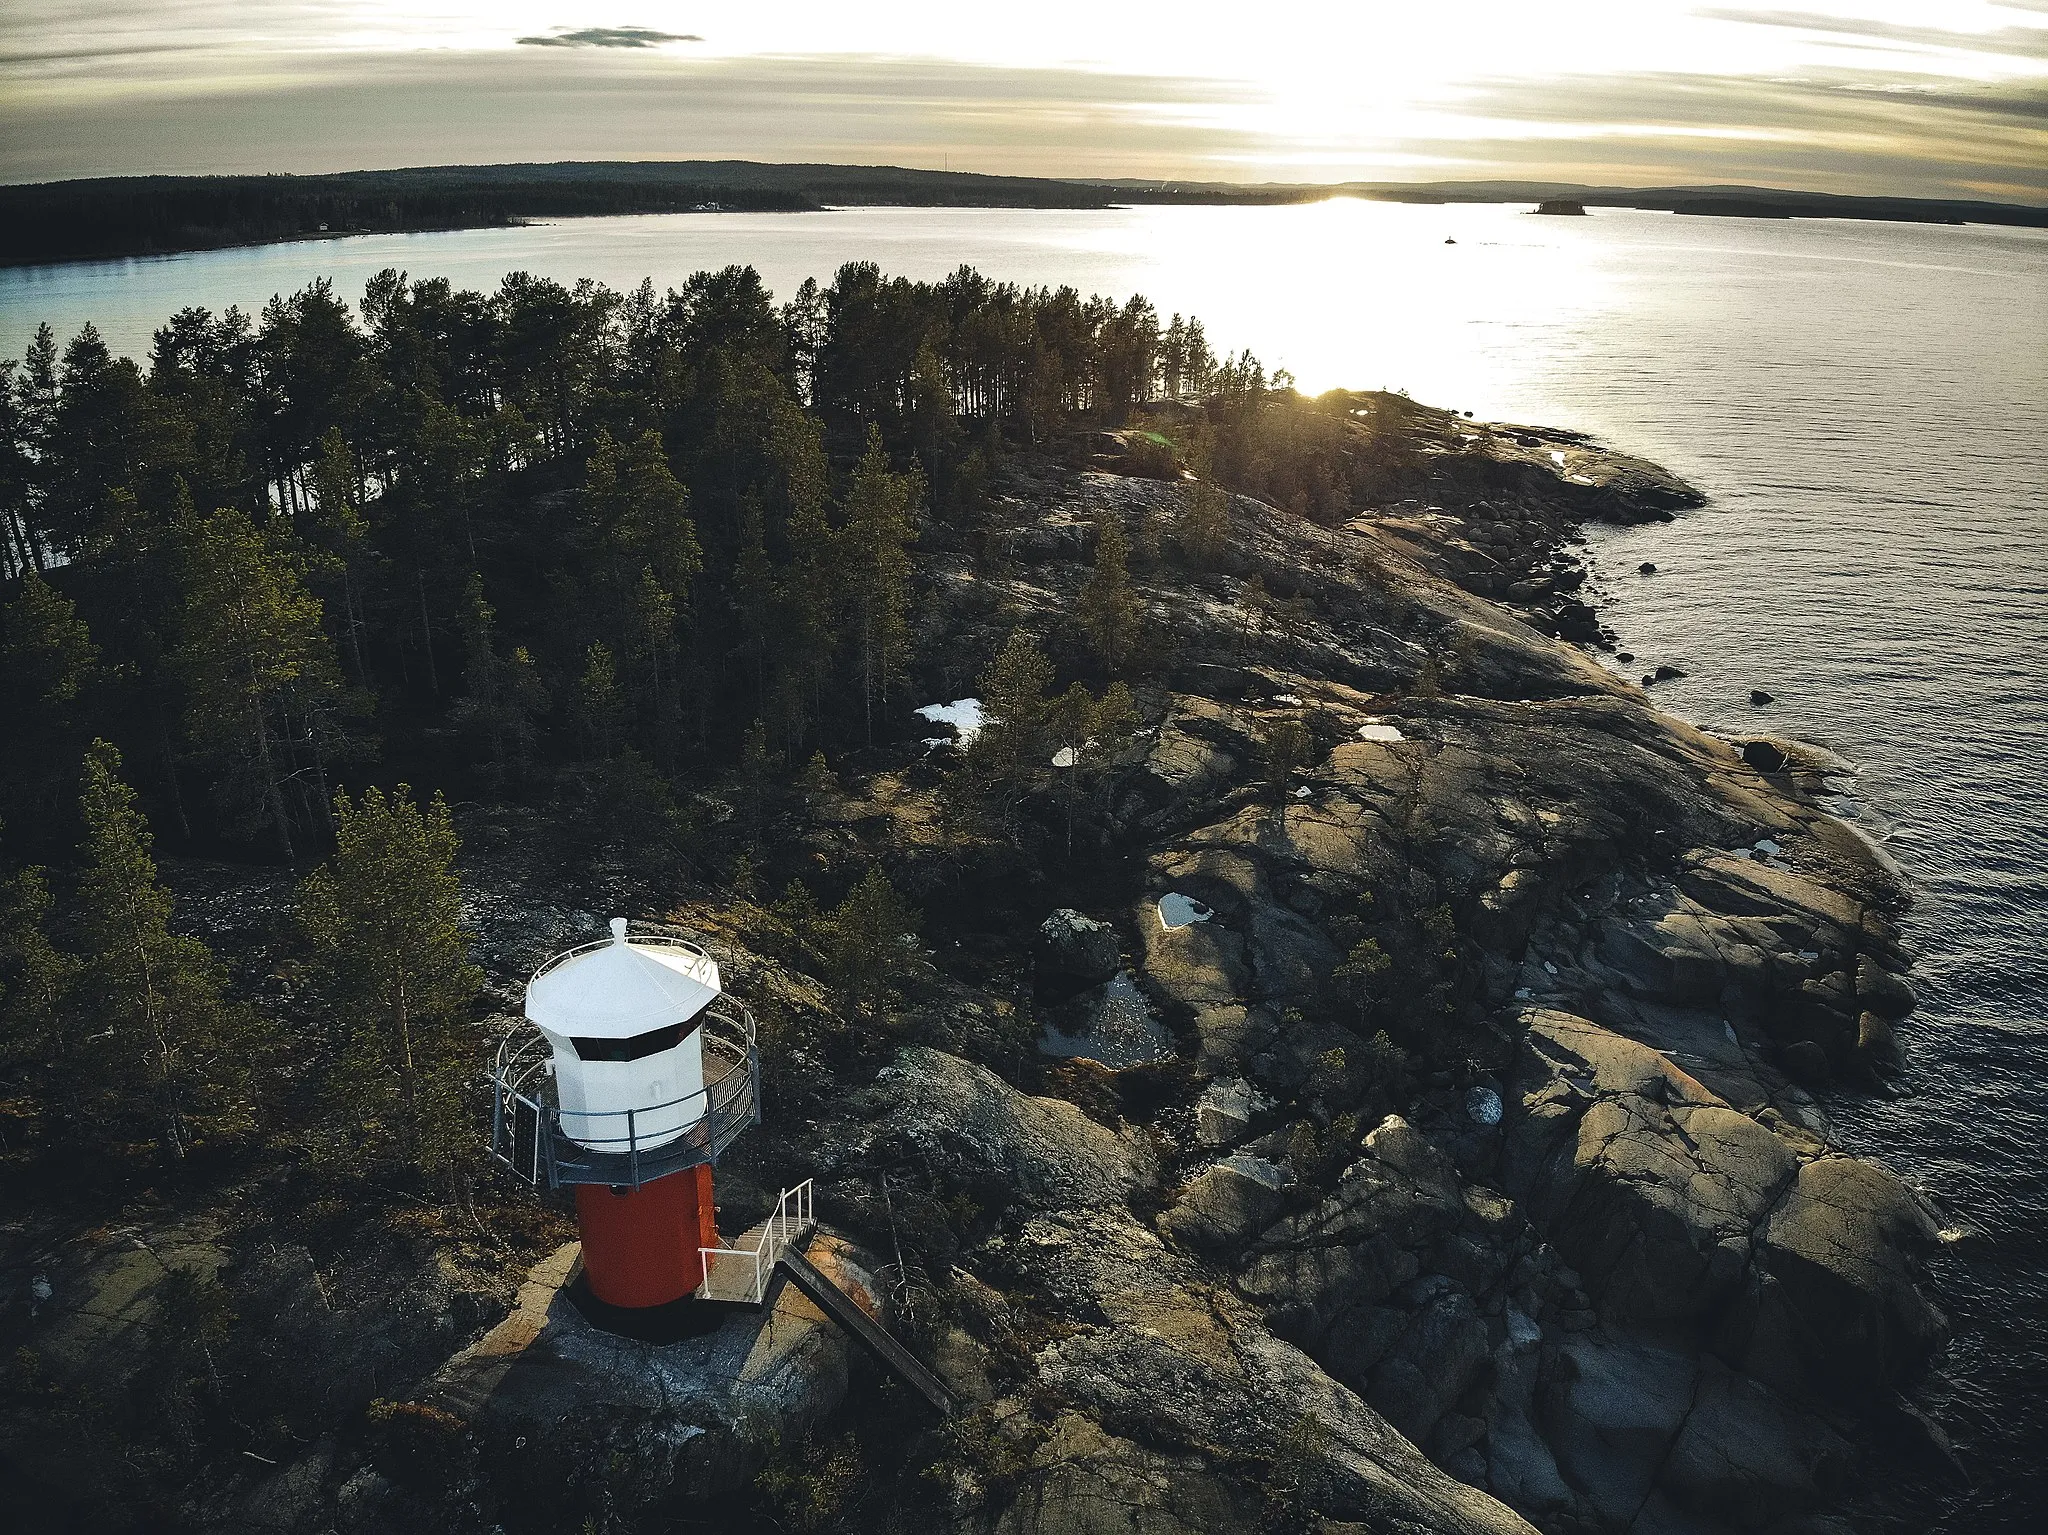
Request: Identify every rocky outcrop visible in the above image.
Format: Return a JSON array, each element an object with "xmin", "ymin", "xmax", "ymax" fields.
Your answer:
[
  {"xmin": 994, "ymin": 1208, "xmax": 1535, "ymax": 1535},
  {"xmin": 855, "ymin": 1045, "xmax": 1159, "ymax": 1212},
  {"xmin": 3, "ymin": 413, "xmax": 1944, "ymax": 1535}
]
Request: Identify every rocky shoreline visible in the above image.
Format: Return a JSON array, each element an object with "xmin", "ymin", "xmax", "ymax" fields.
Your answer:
[{"xmin": 2, "ymin": 406, "xmax": 1949, "ymax": 1534}]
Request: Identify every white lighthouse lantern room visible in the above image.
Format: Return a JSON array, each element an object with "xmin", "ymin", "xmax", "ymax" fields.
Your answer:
[
  {"xmin": 527, "ymin": 917, "xmax": 719, "ymax": 1153},
  {"xmin": 490, "ymin": 918, "xmax": 761, "ymax": 1309}
]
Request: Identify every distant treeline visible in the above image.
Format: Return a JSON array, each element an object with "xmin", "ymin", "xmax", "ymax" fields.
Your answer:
[
  {"xmin": 13, "ymin": 161, "xmax": 2034, "ymax": 266},
  {"xmin": 1355, "ymin": 179, "xmax": 2048, "ymax": 229},
  {"xmin": 0, "ymin": 161, "xmax": 1319, "ymax": 265},
  {"xmin": 0, "ymin": 171, "xmax": 821, "ymax": 264}
]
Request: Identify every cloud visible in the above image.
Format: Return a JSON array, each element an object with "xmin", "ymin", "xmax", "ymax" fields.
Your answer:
[
  {"xmin": 515, "ymin": 26, "xmax": 700, "ymax": 49},
  {"xmin": 1698, "ymin": 9, "xmax": 2048, "ymax": 62},
  {"xmin": 0, "ymin": 50, "xmax": 1261, "ymax": 184},
  {"xmin": 0, "ymin": 36, "xmax": 2041, "ymax": 203},
  {"xmin": 1414, "ymin": 66, "xmax": 2048, "ymax": 200}
]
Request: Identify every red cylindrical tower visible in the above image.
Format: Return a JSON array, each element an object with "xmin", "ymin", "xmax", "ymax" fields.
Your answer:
[
  {"xmin": 498, "ymin": 918, "xmax": 761, "ymax": 1312},
  {"xmin": 575, "ymin": 1164, "xmax": 719, "ymax": 1307}
]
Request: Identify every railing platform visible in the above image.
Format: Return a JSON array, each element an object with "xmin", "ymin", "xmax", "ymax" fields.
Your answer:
[{"xmin": 488, "ymin": 992, "xmax": 759, "ymax": 1191}]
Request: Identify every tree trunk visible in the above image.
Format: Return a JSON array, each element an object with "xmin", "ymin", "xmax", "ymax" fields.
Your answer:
[{"xmin": 417, "ymin": 570, "xmax": 440, "ymax": 696}]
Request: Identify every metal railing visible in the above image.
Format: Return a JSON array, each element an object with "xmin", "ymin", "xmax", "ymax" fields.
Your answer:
[
  {"xmin": 699, "ymin": 1180, "xmax": 815, "ymax": 1305},
  {"xmin": 488, "ymin": 990, "xmax": 759, "ymax": 1191},
  {"xmin": 527, "ymin": 926, "xmax": 717, "ymax": 989}
]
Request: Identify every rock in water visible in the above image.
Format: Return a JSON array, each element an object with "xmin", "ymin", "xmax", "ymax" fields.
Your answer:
[
  {"xmin": 1639, "ymin": 561, "xmax": 1658, "ymax": 574},
  {"xmin": 1035, "ymin": 908, "xmax": 1122, "ymax": 997},
  {"xmin": 1751, "ymin": 688, "xmax": 1776, "ymax": 705},
  {"xmin": 1743, "ymin": 740, "xmax": 1790, "ymax": 772}
]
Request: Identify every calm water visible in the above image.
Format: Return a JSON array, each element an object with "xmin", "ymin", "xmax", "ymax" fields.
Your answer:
[{"xmin": 4, "ymin": 202, "xmax": 2044, "ymax": 1521}]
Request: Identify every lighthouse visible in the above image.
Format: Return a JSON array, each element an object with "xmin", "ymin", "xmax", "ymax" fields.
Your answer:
[{"xmin": 489, "ymin": 919, "xmax": 761, "ymax": 1311}]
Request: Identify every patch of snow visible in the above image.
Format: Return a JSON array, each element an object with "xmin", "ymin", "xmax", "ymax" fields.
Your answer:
[
  {"xmin": 1506, "ymin": 1307, "xmax": 1543, "ymax": 1350},
  {"xmin": 1466, "ymin": 1086, "xmax": 1504, "ymax": 1125},
  {"xmin": 1358, "ymin": 722, "xmax": 1405, "ymax": 743},
  {"xmin": 915, "ymin": 697, "xmax": 984, "ymax": 744},
  {"xmin": 1294, "ymin": 786, "xmax": 1312, "ymax": 800},
  {"xmin": 1543, "ymin": 960, "xmax": 1558, "ymax": 975},
  {"xmin": 1051, "ymin": 746, "xmax": 1078, "ymax": 768},
  {"xmin": 1157, "ymin": 893, "xmax": 1213, "ymax": 930},
  {"xmin": 1550, "ymin": 450, "xmax": 1566, "ymax": 466},
  {"xmin": 1796, "ymin": 950, "xmax": 1820, "ymax": 965},
  {"xmin": 1514, "ymin": 987, "xmax": 1535, "ymax": 1001},
  {"xmin": 1753, "ymin": 837, "xmax": 1782, "ymax": 856}
]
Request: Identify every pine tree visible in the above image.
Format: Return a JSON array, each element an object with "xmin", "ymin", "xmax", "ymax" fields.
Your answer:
[
  {"xmin": 1332, "ymin": 937, "xmax": 1391, "ymax": 1029},
  {"xmin": 969, "ymin": 629, "xmax": 1055, "ymax": 792},
  {"xmin": 0, "ymin": 853, "xmax": 80, "ymax": 1119},
  {"xmin": 822, "ymin": 865, "xmax": 921, "ymax": 1023},
  {"xmin": 304, "ymin": 428, "xmax": 372, "ymax": 686},
  {"xmin": 585, "ymin": 428, "xmax": 703, "ymax": 601},
  {"xmin": 1180, "ymin": 476, "xmax": 1230, "ymax": 567},
  {"xmin": 73, "ymin": 740, "xmax": 249, "ymax": 1161},
  {"xmin": 737, "ymin": 717, "xmax": 774, "ymax": 845},
  {"xmin": 838, "ymin": 426, "xmax": 921, "ymax": 743},
  {"xmin": 577, "ymin": 641, "xmax": 623, "ymax": 760},
  {"xmin": 776, "ymin": 470, "xmax": 839, "ymax": 744},
  {"xmin": 1, "ymin": 569, "xmax": 99, "ymax": 834},
  {"xmin": 1077, "ymin": 512, "xmax": 1143, "ymax": 671},
  {"xmin": 174, "ymin": 503, "xmax": 361, "ymax": 857},
  {"xmin": 625, "ymin": 564, "xmax": 680, "ymax": 750},
  {"xmin": 1263, "ymin": 717, "xmax": 1313, "ymax": 798},
  {"xmin": 296, "ymin": 785, "xmax": 482, "ymax": 1189}
]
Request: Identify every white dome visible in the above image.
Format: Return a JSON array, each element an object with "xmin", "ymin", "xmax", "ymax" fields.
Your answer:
[{"xmin": 525, "ymin": 918, "xmax": 722, "ymax": 1038}]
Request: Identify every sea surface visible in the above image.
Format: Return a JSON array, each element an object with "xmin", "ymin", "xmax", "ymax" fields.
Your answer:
[{"xmin": 4, "ymin": 201, "xmax": 2044, "ymax": 1523}]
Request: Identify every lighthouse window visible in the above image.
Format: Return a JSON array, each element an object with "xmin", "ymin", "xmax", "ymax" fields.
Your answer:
[{"xmin": 567, "ymin": 1021, "xmax": 686, "ymax": 1062}]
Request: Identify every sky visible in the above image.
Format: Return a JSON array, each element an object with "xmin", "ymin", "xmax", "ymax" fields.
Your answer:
[{"xmin": 2, "ymin": 2, "xmax": 2044, "ymax": 201}]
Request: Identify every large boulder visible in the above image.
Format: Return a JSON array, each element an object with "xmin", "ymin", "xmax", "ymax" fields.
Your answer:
[
  {"xmin": 1035, "ymin": 909, "xmax": 1123, "ymax": 998},
  {"xmin": 1236, "ymin": 1118, "xmax": 1511, "ymax": 1448},
  {"xmin": 859, "ymin": 1046, "xmax": 1157, "ymax": 1212},
  {"xmin": 1159, "ymin": 1154, "xmax": 1289, "ymax": 1252},
  {"xmin": 1507, "ymin": 1011, "xmax": 1802, "ymax": 1323},
  {"xmin": 1718, "ymin": 1156, "xmax": 1947, "ymax": 1400}
]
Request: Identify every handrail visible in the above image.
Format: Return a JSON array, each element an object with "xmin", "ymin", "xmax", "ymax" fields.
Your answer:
[
  {"xmin": 700, "ymin": 1180, "xmax": 815, "ymax": 1305},
  {"xmin": 527, "ymin": 924, "xmax": 718, "ymax": 991}
]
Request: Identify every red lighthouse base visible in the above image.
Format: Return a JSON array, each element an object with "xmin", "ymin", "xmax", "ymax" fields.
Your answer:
[{"xmin": 575, "ymin": 1164, "xmax": 718, "ymax": 1308}]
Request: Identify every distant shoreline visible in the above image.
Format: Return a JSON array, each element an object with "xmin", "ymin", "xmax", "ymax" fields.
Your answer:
[{"xmin": 5, "ymin": 161, "xmax": 2044, "ymax": 267}]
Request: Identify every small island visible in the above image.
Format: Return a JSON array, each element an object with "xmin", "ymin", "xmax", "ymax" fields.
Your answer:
[
  {"xmin": 0, "ymin": 264, "xmax": 1945, "ymax": 1535},
  {"xmin": 1532, "ymin": 198, "xmax": 1589, "ymax": 216}
]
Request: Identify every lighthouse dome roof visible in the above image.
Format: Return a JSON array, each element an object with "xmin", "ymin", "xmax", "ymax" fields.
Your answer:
[{"xmin": 525, "ymin": 918, "xmax": 722, "ymax": 1038}]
